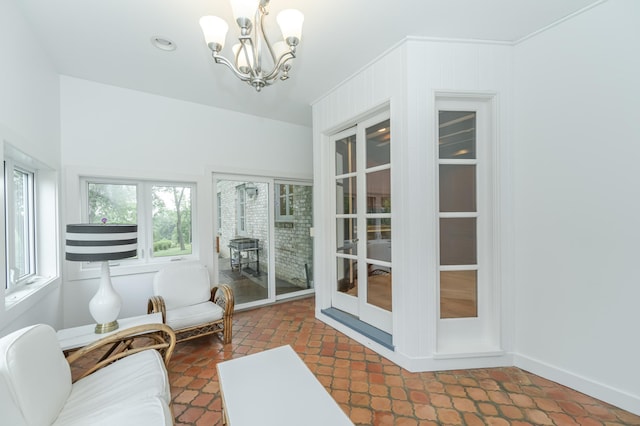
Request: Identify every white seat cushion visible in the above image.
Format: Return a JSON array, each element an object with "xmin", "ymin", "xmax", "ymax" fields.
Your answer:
[
  {"xmin": 54, "ymin": 350, "xmax": 171, "ymax": 425},
  {"xmin": 165, "ymin": 301, "xmax": 223, "ymax": 330},
  {"xmin": 53, "ymin": 396, "xmax": 172, "ymax": 426}
]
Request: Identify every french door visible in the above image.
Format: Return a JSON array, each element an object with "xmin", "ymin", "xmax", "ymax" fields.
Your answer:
[{"xmin": 331, "ymin": 111, "xmax": 392, "ymax": 334}]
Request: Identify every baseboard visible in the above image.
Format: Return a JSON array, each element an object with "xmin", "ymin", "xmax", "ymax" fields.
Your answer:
[
  {"xmin": 514, "ymin": 353, "xmax": 640, "ymax": 416},
  {"xmin": 316, "ymin": 310, "xmax": 512, "ymax": 373},
  {"xmin": 321, "ymin": 307, "xmax": 394, "ymax": 350}
]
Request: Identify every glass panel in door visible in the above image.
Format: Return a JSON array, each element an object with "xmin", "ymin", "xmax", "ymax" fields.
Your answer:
[
  {"xmin": 216, "ymin": 178, "xmax": 270, "ymax": 305},
  {"xmin": 438, "ymin": 110, "xmax": 478, "ymax": 318},
  {"xmin": 334, "ymin": 131, "xmax": 358, "ymax": 306},
  {"xmin": 364, "ymin": 118, "xmax": 392, "ymax": 317}
]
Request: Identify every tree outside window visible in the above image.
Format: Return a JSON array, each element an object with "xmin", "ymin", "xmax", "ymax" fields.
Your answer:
[{"xmin": 86, "ymin": 180, "xmax": 194, "ymax": 261}]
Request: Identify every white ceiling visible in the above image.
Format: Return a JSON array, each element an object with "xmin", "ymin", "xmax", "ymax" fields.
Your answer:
[{"xmin": 16, "ymin": 0, "xmax": 603, "ymax": 127}]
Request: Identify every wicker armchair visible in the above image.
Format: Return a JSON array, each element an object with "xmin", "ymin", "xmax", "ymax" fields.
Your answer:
[{"xmin": 148, "ymin": 264, "xmax": 234, "ymax": 344}]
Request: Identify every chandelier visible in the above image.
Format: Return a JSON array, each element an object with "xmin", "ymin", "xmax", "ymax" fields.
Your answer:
[{"xmin": 199, "ymin": 0, "xmax": 304, "ymax": 92}]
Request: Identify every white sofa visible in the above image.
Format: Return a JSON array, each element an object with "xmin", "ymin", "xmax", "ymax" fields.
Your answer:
[{"xmin": 0, "ymin": 323, "xmax": 175, "ymax": 426}]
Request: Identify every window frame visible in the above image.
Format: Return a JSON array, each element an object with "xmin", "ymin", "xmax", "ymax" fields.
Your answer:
[
  {"xmin": 4, "ymin": 160, "xmax": 37, "ymax": 289},
  {"xmin": 79, "ymin": 176, "xmax": 197, "ymax": 269},
  {"xmin": 235, "ymin": 184, "xmax": 247, "ymax": 236},
  {"xmin": 275, "ymin": 183, "xmax": 294, "ymax": 222}
]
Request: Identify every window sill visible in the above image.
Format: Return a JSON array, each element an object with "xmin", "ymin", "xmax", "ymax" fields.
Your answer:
[
  {"xmin": 66, "ymin": 258, "xmax": 201, "ymax": 282},
  {"xmin": 5, "ymin": 276, "xmax": 58, "ymax": 310}
]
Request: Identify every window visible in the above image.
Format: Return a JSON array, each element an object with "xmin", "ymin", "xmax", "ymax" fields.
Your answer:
[
  {"xmin": 217, "ymin": 192, "xmax": 222, "ymax": 232},
  {"xmin": 276, "ymin": 183, "xmax": 294, "ymax": 221},
  {"xmin": 4, "ymin": 162, "xmax": 36, "ymax": 289},
  {"xmin": 236, "ymin": 185, "xmax": 247, "ymax": 235},
  {"xmin": 3, "ymin": 142, "xmax": 58, "ymax": 305},
  {"xmin": 84, "ymin": 178, "xmax": 195, "ymax": 263}
]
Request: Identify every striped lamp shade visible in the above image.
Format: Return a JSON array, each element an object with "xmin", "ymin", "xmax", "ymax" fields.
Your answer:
[{"xmin": 65, "ymin": 224, "xmax": 138, "ymax": 262}]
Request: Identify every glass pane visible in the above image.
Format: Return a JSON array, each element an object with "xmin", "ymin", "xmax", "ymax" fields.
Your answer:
[
  {"xmin": 217, "ymin": 179, "xmax": 270, "ymax": 305},
  {"xmin": 279, "ymin": 184, "xmax": 287, "ymax": 216},
  {"xmin": 335, "ymin": 134, "xmax": 356, "ymax": 175},
  {"xmin": 337, "ymin": 258, "xmax": 357, "ymax": 296},
  {"xmin": 336, "ymin": 176, "xmax": 357, "ymax": 214},
  {"xmin": 440, "ymin": 270, "xmax": 477, "ymax": 318},
  {"xmin": 275, "ymin": 184, "xmax": 313, "ymax": 296},
  {"xmin": 367, "ymin": 219, "xmax": 391, "ymax": 260},
  {"xmin": 237, "ymin": 186, "xmax": 246, "ymax": 234},
  {"xmin": 152, "ymin": 185, "xmax": 192, "ymax": 258},
  {"xmin": 439, "ymin": 111, "xmax": 476, "ymax": 159},
  {"xmin": 366, "ymin": 119, "xmax": 390, "ymax": 167},
  {"xmin": 88, "ymin": 183, "xmax": 137, "ymax": 224},
  {"xmin": 336, "ymin": 218, "xmax": 357, "ymax": 256},
  {"xmin": 366, "ymin": 169, "xmax": 390, "ymax": 213},
  {"xmin": 367, "ymin": 266, "xmax": 391, "ymax": 311},
  {"xmin": 440, "ymin": 218, "xmax": 477, "ymax": 265},
  {"xmin": 13, "ymin": 170, "xmax": 30, "ymax": 279},
  {"xmin": 439, "ymin": 165, "xmax": 476, "ymax": 212}
]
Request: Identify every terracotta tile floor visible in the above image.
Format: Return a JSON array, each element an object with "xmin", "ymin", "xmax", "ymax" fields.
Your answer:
[{"xmin": 168, "ymin": 297, "xmax": 640, "ymax": 426}]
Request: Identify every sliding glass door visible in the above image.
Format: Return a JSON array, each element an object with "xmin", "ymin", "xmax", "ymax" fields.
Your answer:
[
  {"xmin": 214, "ymin": 175, "xmax": 313, "ymax": 308},
  {"xmin": 216, "ymin": 177, "xmax": 271, "ymax": 306}
]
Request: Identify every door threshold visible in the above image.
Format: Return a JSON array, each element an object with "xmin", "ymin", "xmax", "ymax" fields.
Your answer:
[{"xmin": 321, "ymin": 308, "xmax": 394, "ymax": 351}]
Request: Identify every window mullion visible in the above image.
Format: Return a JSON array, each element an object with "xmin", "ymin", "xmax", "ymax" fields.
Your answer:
[{"xmin": 139, "ymin": 182, "xmax": 151, "ymax": 261}]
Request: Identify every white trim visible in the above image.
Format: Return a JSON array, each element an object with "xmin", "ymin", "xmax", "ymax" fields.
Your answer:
[
  {"xmin": 514, "ymin": 352, "xmax": 640, "ymax": 416},
  {"xmin": 514, "ymin": 0, "xmax": 609, "ymax": 44}
]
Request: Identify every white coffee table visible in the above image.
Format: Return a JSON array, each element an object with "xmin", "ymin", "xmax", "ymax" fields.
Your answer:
[
  {"xmin": 56, "ymin": 312, "xmax": 163, "ymax": 353},
  {"xmin": 217, "ymin": 345, "xmax": 354, "ymax": 426}
]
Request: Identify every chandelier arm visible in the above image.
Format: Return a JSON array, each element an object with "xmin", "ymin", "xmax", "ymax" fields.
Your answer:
[
  {"xmin": 239, "ymin": 37, "xmax": 260, "ymax": 79},
  {"xmin": 212, "ymin": 53, "xmax": 252, "ymax": 82},
  {"xmin": 258, "ymin": 6, "xmax": 278, "ymax": 64},
  {"xmin": 262, "ymin": 51, "xmax": 295, "ymax": 81}
]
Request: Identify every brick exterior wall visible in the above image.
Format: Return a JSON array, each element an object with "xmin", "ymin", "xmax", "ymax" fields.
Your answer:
[{"xmin": 216, "ymin": 181, "xmax": 312, "ymax": 288}]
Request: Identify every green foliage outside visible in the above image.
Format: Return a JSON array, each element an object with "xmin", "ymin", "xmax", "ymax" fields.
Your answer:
[{"xmin": 88, "ymin": 183, "xmax": 192, "ymax": 258}]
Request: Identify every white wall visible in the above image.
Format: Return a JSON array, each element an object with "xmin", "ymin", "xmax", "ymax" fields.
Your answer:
[
  {"xmin": 513, "ymin": 0, "xmax": 640, "ymax": 414},
  {"xmin": 0, "ymin": 0, "xmax": 60, "ymax": 165},
  {"xmin": 0, "ymin": 0, "xmax": 62, "ymax": 336},
  {"xmin": 60, "ymin": 77, "xmax": 312, "ymax": 176},
  {"xmin": 60, "ymin": 76, "xmax": 312, "ymax": 327}
]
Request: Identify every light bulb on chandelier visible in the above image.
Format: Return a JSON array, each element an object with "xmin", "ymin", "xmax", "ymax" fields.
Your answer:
[{"xmin": 200, "ymin": 0, "xmax": 304, "ymax": 92}]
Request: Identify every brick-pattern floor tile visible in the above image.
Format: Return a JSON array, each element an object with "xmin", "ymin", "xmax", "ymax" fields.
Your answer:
[{"xmin": 167, "ymin": 297, "xmax": 640, "ymax": 425}]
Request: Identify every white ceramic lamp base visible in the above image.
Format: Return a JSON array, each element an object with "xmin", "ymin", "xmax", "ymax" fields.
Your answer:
[{"xmin": 89, "ymin": 261, "xmax": 122, "ymax": 333}]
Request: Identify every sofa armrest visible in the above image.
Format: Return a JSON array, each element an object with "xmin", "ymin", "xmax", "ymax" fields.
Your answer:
[{"xmin": 64, "ymin": 323, "xmax": 176, "ymax": 383}]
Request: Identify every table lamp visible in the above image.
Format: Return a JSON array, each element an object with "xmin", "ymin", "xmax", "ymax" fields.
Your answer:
[{"xmin": 65, "ymin": 222, "xmax": 138, "ymax": 333}]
